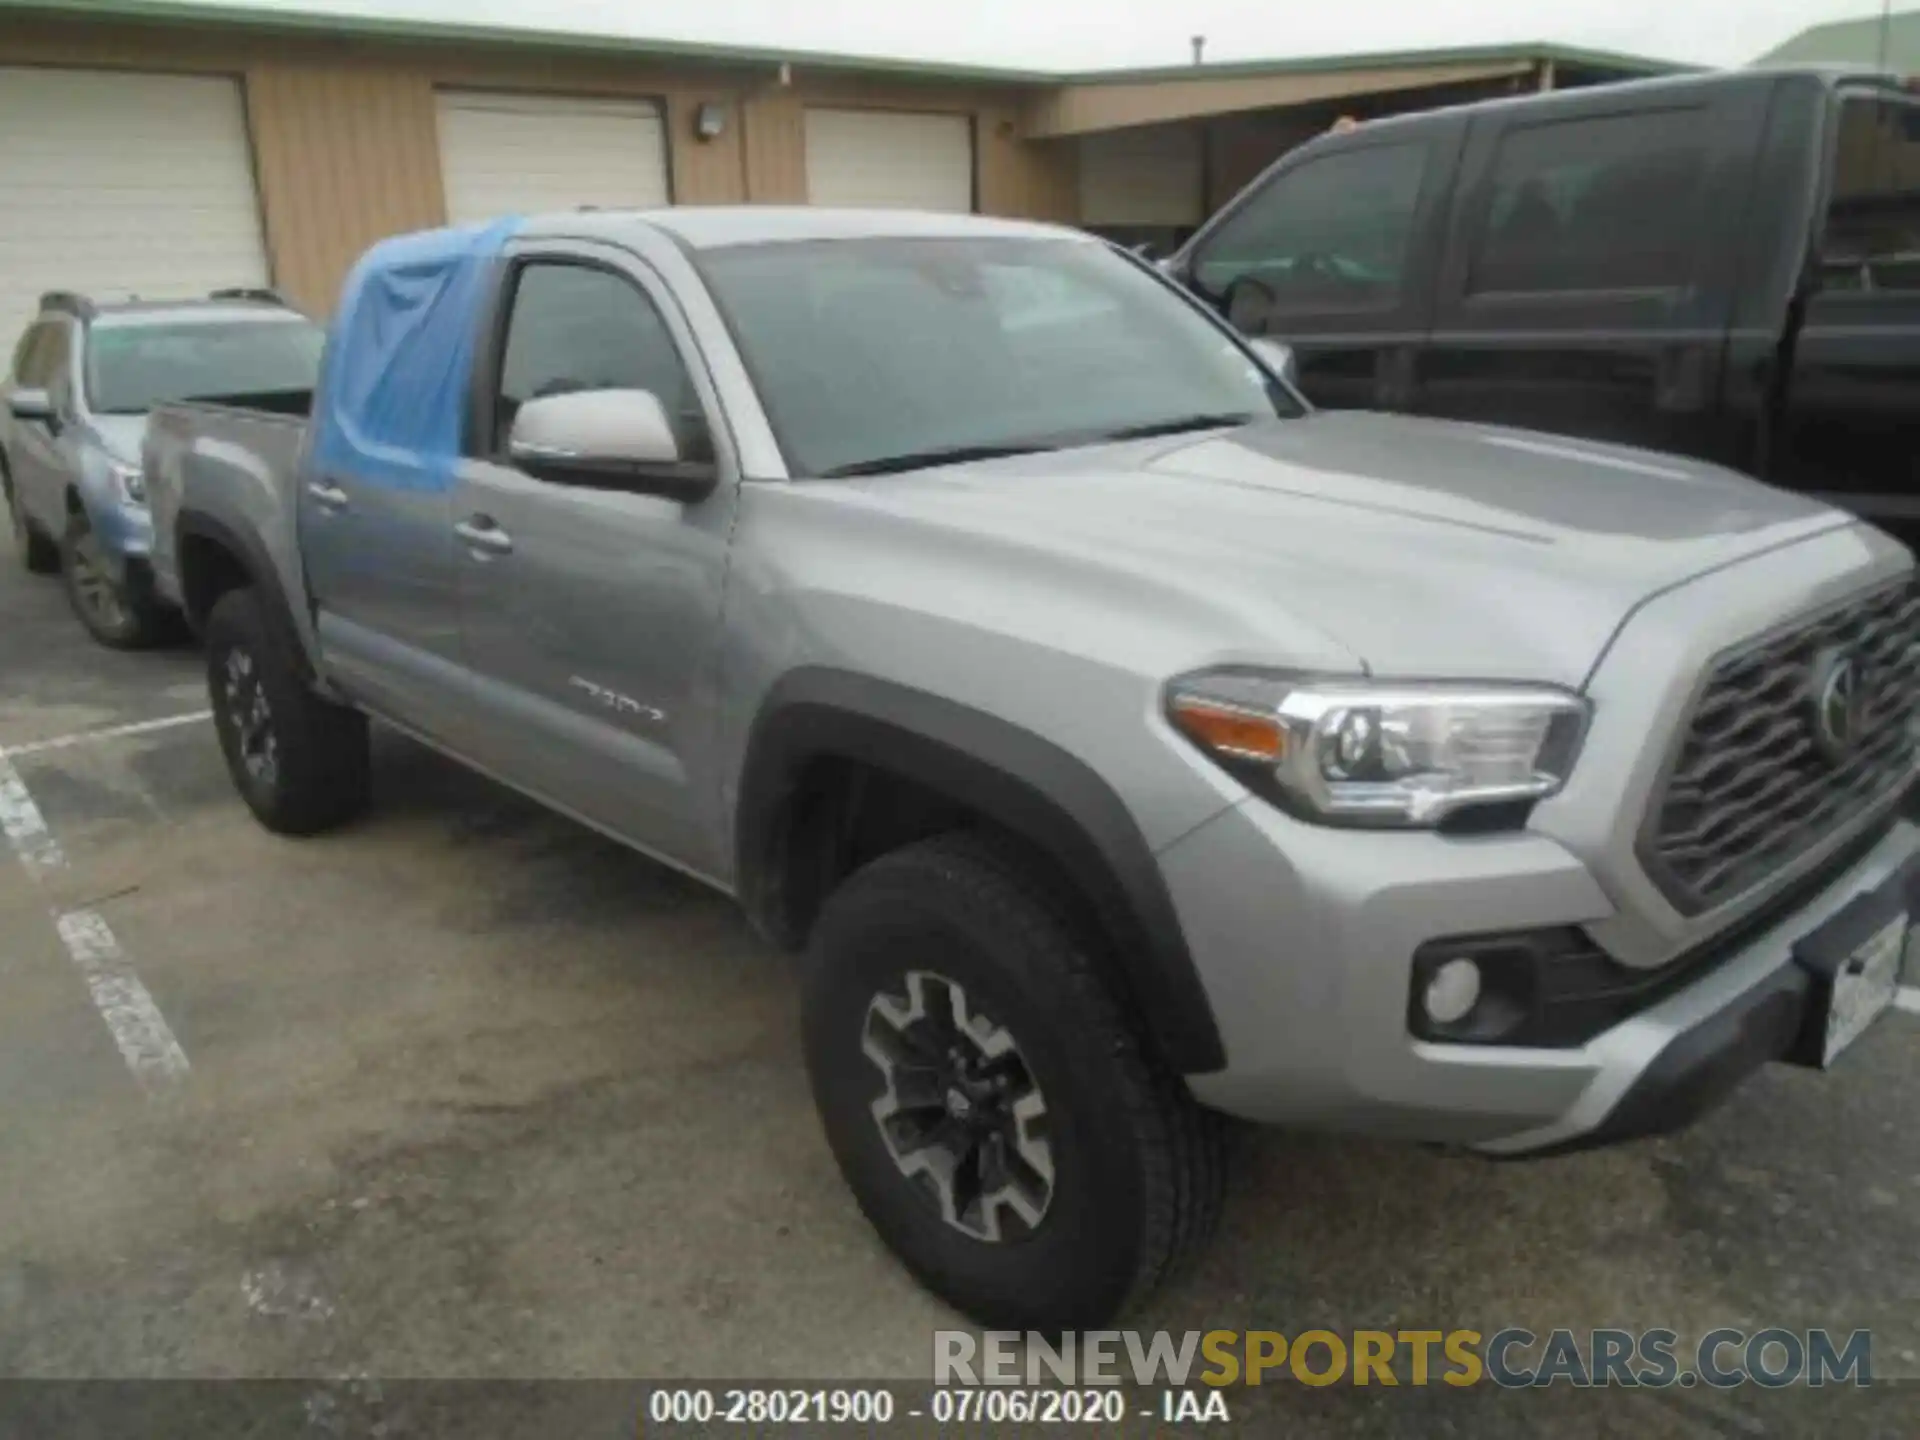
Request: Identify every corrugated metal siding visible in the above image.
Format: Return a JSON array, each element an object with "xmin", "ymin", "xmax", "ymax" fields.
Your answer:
[
  {"xmin": 246, "ymin": 64, "xmax": 445, "ymax": 312},
  {"xmin": 0, "ymin": 67, "xmax": 269, "ymax": 335},
  {"xmin": 1078, "ymin": 125, "xmax": 1204, "ymax": 226}
]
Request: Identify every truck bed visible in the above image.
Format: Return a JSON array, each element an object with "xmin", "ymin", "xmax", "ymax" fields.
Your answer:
[{"xmin": 142, "ymin": 396, "xmax": 311, "ymax": 616}]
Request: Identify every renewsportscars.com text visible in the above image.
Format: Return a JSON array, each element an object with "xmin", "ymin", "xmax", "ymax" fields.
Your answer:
[{"xmin": 935, "ymin": 1327, "xmax": 1874, "ymax": 1388}]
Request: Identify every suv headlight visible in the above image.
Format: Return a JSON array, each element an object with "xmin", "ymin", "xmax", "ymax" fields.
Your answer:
[
  {"xmin": 1166, "ymin": 670, "xmax": 1589, "ymax": 828},
  {"xmin": 109, "ymin": 459, "xmax": 146, "ymax": 505}
]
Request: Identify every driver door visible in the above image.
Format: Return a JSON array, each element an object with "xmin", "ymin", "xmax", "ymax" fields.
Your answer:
[
  {"xmin": 1176, "ymin": 120, "xmax": 1462, "ymax": 412},
  {"xmin": 449, "ymin": 244, "xmax": 738, "ymax": 880}
]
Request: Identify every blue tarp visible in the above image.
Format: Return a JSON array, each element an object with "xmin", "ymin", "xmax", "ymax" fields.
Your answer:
[{"xmin": 310, "ymin": 216, "xmax": 521, "ymax": 493}]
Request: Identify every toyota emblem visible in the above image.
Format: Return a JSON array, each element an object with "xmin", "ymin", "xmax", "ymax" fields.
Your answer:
[{"xmin": 1810, "ymin": 648, "xmax": 1866, "ymax": 763}]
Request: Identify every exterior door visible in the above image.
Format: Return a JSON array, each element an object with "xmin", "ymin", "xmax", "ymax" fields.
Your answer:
[
  {"xmin": 450, "ymin": 246, "xmax": 737, "ymax": 878},
  {"xmin": 803, "ymin": 108, "xmax": 975, "ymax": 211},
  {"xmin": 1173, "ymin": 121, "xmax": 1462, "ymax": 412},
  {"xmin": 0, "ymin": 68, "xmax": 269, "ymax": 341},
  {"xmin": 435, "ymin": 91, "xmax": 671, "ymax": 224},
  {"xmin": 1418, "ymin": 85, "xmax": 1768, "ymax": 465},
  {"xmin": 299, "ymin": 413, "xmax": 467, "ymax": 746},
  {"xmin": 1770, "ymin": 87, "xmax": 1920, "ymax": 547}
]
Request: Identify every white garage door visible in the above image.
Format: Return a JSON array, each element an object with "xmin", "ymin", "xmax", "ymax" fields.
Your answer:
[
  {"xmin": 1078, "ymin": 125, "xmax": 1205, "ymax": 229},
  {"xmin": 805, "ymin": 109, "xmax": 974, "ymax": 212},
  {"xmin": 0, "ymin": 67, "xmax": 268, "ymax": 342},
  {"xmin": 436, "ymin": 91, "xmax": 670, "ymax": 225}
]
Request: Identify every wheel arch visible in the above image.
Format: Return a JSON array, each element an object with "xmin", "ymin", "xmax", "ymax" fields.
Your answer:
[
  {"xmin": 735, "ymin": 668, "xmax": 1226, "ymax": 1075},
  {"xmin": 175, "ymin": 511, "xmax": 311, "ymax": 677}
]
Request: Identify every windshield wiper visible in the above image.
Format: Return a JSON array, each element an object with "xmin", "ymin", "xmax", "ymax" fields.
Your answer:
[
  {"xmin": 1093, "ymin": 412, "xmax": 1258, "ymax": 443},
  {"xmin": 818, "ymin": 442, "xmax": 1059, "ymax": 478}
]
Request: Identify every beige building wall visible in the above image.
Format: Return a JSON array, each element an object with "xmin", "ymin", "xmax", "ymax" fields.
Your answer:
[{"xmin": 0, "ymin": 14, "xmax": 1072, "ymax": 312}]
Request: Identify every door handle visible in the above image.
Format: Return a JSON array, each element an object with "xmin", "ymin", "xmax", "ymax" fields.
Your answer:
[
  {"xmin": 307, "ymin": 480, "xmax": 349, "ymax": 510},
  {"xmin": 454, "ymin": 515, "xmax": 513, "ymax": 555}
]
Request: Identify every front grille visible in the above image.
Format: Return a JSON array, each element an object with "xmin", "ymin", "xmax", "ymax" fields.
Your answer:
[{"xmin": 1642, "ymin": 575, "xmax": 1920, "ymax": 914}]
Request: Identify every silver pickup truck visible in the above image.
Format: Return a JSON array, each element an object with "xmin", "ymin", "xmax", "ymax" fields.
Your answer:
[{"xmin": 145, "ymin": 207, "xmax": 1920, "ymax": 1330}]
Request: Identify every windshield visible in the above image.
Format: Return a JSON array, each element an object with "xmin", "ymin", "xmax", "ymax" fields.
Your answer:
[
  {"xmin": 697, "ymin": 236, "xmax": 1298, "ymax": 477},
  {"xmin": 85, "ymin": 317, "xmax": 326, "ymax": 415}
]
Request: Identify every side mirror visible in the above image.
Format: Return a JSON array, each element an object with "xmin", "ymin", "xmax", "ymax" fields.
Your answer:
[
  {"xmin": 7, "ymin": 388, "xmax": 53, "ymax": 423},
  {"xmin": 1250, "ymin": 337, "xmax": 1299, "ymax": 388},
  {"xmin": 508, "ymin": 388, "xmax": 715, "ymax": 502},
  {"xmin": 1222, "ymin": 275, "xmax": 1277, "ymax": 333}
]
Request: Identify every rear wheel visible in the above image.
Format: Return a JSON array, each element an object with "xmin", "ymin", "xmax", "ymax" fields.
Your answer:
[
  {"xmin": 6, "ymin": 469, "xmax": 57, "ymax": 574},
  {"xmin": 802, "ymin": 832, "xmax": 1226, "ymax": 1330},
  {"xmin": 61, "ymin": 509, "xmax": 166, "ymax": 648},
  {"xmin": 205, "ymin": 586, "xmax": 370, "ymax": 835}
]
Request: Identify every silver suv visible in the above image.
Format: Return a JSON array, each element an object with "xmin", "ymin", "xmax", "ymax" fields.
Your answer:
[
  {"xmin": 1, "ymin": 290, "xmax": 322, "ymax": 647},
  {"xmin": 147, "ymin": 210, "xmax": 1920, "ymax": 1329}
]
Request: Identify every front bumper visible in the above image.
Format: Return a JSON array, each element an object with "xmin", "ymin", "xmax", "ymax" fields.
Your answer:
[{"xmin": 1161, "ymin": 797, "xmax": 1920, "ymax": 1153}]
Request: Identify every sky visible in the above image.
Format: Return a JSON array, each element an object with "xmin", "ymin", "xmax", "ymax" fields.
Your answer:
[{"xmin": 213, "ymin": 0, "xmax": 1899, "ymax": 71}]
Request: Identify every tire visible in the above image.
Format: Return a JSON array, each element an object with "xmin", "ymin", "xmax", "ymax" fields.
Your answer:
[
  {"xmin": 204, "ymin": 586, "xmax": 371, "ymax": 835},
  {"xmin": 60, "ymin": 508, "xmax": 167, "ymax": 648},
  {"xmin": 802, "ymin": 831, "xmax": 1226, "ymax": 1330},
  {"xmin": 5, "ymin": 468, "xmax": 58, "ymax": 575}
]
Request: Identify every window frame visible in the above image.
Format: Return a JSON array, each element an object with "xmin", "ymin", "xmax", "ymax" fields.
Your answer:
[
  {"xmin": 466, "ymin": 245, "xmax": 728, "ymax": 474},
  {"xmin": 1458, "ymin": 104, "xmax": 1715, "ymax": 303},
  {"xmin": 1804, "ymin": 84, "xmax": 1920, "ymax": 318},
  {"xmin": 1188, "ymin": 136, "xmax": 1433, "ymax": 316},
  {"xmin": 1175, "ymin": 117, "xmax": 1464, "ymax": 342},
  {"xmin": 1430, "ymin": 81, "xmax": 1770, "ymax": 341}
]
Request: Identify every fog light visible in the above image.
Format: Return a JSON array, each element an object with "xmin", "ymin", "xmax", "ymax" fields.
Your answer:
[{"xmin": 1423, "ymin": 957, "xmax": 1482, "ymax": 1025}]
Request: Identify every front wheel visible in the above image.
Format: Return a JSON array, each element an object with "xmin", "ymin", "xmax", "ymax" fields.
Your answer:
[
  {"xmin": 61, "ymin": 509, "xmax": 166, "ymax": 648},
  {"xmin": 802, "ymin": 832, "xmax": 1226, "ymax": 1330},
  {"xmin": 205, "ymin": 587, "xmax": 371, "ymax": 835}
]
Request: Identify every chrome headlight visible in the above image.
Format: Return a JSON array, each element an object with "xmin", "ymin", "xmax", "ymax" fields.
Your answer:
[{"xmin": 1166, "ymin": 670, "xmax": 1589, "ymax": 828}]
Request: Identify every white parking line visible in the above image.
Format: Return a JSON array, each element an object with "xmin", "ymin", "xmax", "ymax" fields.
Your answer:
[
  {"xmin": 2, "ymin": 709, "xmax": 212, "ymax": 758},
  {"xmin": 55, "ymin": 909, "xmax": 191, "ymax": 1090},
  {"xmin": 0, "ymin": 752, "xmax": 66, "ymax": 879},
  {"xmin": 0, "ymin": 750, "xmax": 189, "ymax": 1091}
]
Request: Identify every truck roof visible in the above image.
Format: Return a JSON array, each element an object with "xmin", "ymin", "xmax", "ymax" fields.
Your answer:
[
  {"xmin": 1308, "ymin": 63, "xmax": 1908, "ymax": 144},
  {"xmin": 38, "ymin": 291, "xmax": 306, "ymax": 326},
  {"xmin": 518, "ymin": 206, "xmax": 1092, "ymax": 251}
]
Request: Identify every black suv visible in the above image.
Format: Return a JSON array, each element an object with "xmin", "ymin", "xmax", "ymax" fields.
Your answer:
[{"xmin": 1168, "ymin": 68, "xmax": 1920, "ymax": 547}]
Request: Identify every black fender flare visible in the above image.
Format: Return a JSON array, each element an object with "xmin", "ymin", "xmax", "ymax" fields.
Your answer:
[
  {"xmin": 175, "ymin": 510, "xmax": 311, "ymax": 677},
  {"xmin": 736, "ymin": 668, "xmax": 1225, "ymax": 1074}
]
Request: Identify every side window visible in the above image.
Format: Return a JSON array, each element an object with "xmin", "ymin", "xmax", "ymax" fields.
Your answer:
[
  {"xmin": 1816, "ymin": 93, "xmax": 1920, "ymax": 295},
  {"xmin": 1193, "ymin": 141, "xmax": 1429, "ymax": 314},
  {"xmin": 1468, "ymin": 110, "xmax": 1707, "ymax": 296},
  {"xmin": 493, "ymin": 262, "xmax": 710, "ymax": 459}
]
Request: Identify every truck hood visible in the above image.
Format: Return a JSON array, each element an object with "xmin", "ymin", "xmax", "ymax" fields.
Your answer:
[{"xmin": 799, "ymin": 411, "xmax": 1850, "ymax": 689}]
